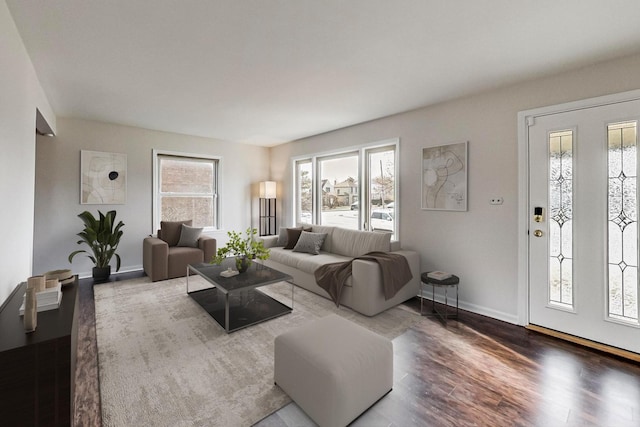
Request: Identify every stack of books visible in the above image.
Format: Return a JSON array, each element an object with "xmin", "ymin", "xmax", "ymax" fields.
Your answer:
[
  {"xmin": 427, "ymin": 271, "xmax": 452, "ymax": 280},
  {"xmin": 19, "ymin": 283, "xmax": 62, "ymax": 315}
]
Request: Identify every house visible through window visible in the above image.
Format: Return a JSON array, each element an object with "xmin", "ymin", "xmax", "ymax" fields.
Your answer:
[
  {"xmin": 153, "ymin": 151, "xmax": 219, "ymax": 231},
  {"xmin": 319, "ymin": 153, "xmax": 359, "ymax": 229}
]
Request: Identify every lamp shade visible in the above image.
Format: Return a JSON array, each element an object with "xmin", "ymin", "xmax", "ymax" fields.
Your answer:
[{"xmin": 259, "ymin": 181, "xmax": 276, "ymax": 198}]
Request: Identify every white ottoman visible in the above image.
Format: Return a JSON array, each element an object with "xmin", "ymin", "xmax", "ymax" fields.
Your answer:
[{"xmin": 274, "ymin": 314, "xmax": 393, "ymax": 427}]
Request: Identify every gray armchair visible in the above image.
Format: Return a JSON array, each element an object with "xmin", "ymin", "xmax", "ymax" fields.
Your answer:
[{"xmin": 143, "ymin": 220, "xmax": 216, "ymax": 282}]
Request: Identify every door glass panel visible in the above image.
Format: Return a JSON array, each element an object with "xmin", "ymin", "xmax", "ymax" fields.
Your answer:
[
  {"xmin": 607, "ymin": 121, "xmax": 639, "ymax": 323},
  {"xmin": 548, "ymin": 130, "xmax": 574, "ymax": 308},
  {"xmin": 318, "ymin": 154, "xmax": 359, "ymax": 229}
]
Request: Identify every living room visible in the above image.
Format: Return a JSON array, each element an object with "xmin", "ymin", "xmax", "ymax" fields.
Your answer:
[{"xmin": 3, "ymin": 1, "xmax": 640, "ymax": 426}]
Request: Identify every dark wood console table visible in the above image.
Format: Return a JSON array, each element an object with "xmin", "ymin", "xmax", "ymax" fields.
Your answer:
[{"xmin": 0, "ymin": 278, "xmax": 79, "ymax": 426}]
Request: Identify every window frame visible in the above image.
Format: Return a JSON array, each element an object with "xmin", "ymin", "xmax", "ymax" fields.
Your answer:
[
  {"xmin": 316, "ymin": 150, "xmax": 360, "ymax": 228},
  {"xmin": 363, "ymin": 143, "xmax": 399, "ymax": 235},
  {"xmin": 292, "ymin": 138, "xmax": 400, "ymax": 235},
  {"xmin": 152, "ymin": 149, "xmax": 221, "ymax": 233},
  {"xmin": 294, "ymin": 158, "xmax": 314, "ymax": 225}
]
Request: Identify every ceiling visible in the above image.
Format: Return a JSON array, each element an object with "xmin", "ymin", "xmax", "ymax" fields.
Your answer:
[{"xmin": 7, "ymin": 1, "xmax": 640, "ymax": 146}]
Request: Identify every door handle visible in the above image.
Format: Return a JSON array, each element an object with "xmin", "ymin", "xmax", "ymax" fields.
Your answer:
[{"xmin": 533, "ymin": 230, "xmax": 543, "ymax": 237}]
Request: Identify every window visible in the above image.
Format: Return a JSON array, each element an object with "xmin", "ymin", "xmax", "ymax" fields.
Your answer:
[
  {"xmin": 319, "ymin": 152, "xmax": 359, "ymax": 229},
  {"xmin": 366, "ymin": 145, "xmax": 396, "ymax": 235},
  {"xmin": 295, "ymin": 160, "xmax": 313, "ymax": 225},
  {"xmin": 548, "ymin": 130, "xmax": 573, "ymax": 309},
  {"xmin": 153, "ymin": 150, "xmax": 219, "ymax": 231},
  {"xmin": 293, "ymin": 139, "xmax": 399, "ymax": 238},
  {"xmin": 607, "ymin": 121, "xmax": 639, "ymax": 323}
]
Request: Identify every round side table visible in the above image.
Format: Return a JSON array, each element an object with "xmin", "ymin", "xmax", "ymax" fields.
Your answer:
[{"xmin": 420, "ymin": 272, "xmax": 460, "ymax": 324}]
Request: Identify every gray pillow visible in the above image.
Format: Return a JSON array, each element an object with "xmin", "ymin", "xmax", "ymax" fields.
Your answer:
[
  {"xmin": 275, "ymin": 227, "xmax": 290, "ymax": 247},
  {"xmin": 177, "ymin": 224, "xmax": 203, "ymax": 248},
  {"xmin": 292, "ymin": 231, "xmax": 328, "ymax": 255},
  {"xmin": 160, "ymin": 220, "xmax": 192, "ymax": 246}
]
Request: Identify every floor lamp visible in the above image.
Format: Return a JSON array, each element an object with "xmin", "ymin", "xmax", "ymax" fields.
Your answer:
[{"xmin": 259, "ymin": 181, "xmax": 276, "ymax": 236}]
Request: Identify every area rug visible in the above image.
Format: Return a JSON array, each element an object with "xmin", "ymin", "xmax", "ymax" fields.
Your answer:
[{"xmin": 94, "ymin": 276, "xmax": 420, "ymax": 426}]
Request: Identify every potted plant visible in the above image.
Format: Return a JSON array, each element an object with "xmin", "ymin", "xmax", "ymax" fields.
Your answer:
[
  {"xmin": 68, "ymin": 210, "xmax": 125, "ymax": 282},
  {"xmin": 211, "ymin": 228, "xmax": 270, "ymax": 273}
]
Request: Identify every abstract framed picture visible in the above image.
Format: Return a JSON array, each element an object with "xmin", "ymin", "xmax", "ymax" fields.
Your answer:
[
  {"xmin": 422, "ymin": 141, "xmax": 468, "ymax": 211},
  {"xmin": 80, "ymin": 150, "xmax": 127, "ymax": 204}
]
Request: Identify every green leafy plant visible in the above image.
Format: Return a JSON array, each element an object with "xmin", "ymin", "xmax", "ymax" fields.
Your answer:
[
  {"xmin": 211, "ymin": 228, "xmax": 270, "ymax": 270},
  {"xmin": 68, "ymin": 210, "xmax": 125, "ymax": 270}
]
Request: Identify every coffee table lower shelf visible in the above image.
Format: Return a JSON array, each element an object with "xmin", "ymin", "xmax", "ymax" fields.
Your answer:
[{"xmin": 189, "ymin": 287, "xmax": 292, "ymax": 333}]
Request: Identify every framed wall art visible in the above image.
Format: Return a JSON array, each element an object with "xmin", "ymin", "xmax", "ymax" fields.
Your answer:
[
  {"xmin": 422, "ymin": 141, "xmax": 468, "ymax": 211},
  {"xmin": 80, "ymin": 150, "xmax": 127, "ymax": 204}
]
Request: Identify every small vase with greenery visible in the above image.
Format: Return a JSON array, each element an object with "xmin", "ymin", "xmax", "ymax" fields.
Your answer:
[
  {"xmin": 68, "ymin": 210, "xmax": 125, "ymax": 281},
  {"xmin": 211, "ymin": 228, "xmax": 269, "ymax": 273}
]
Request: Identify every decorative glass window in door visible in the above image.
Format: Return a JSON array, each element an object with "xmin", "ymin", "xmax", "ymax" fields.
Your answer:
[
  {"xmin": 548, "ymin": 130, "xmax": 574, "ymax": 308},
  {"xmin": 607, "ymin": 121, "xmax": 639, "ymax": 324}
]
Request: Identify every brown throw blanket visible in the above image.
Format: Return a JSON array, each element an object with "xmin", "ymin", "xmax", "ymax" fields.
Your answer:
[{"xmin": 314, "ymin": 251, "xmax": 413, "ymax": 307}]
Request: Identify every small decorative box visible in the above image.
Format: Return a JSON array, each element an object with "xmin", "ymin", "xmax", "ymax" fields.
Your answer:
[{"xmin": 220, "ymin": 268, "xmax": 239, "ymax": 278}]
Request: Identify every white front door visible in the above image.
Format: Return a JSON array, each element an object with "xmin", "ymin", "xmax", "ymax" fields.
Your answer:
[{"xmin": 529, "ymin": 99, "xmax": 640, "ymax": 354}]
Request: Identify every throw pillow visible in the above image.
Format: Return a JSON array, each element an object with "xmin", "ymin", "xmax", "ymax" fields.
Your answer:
[
  {"xmin": 283, "ymin": 228, "xmax": 303, "ymax": 250},
  {"xmin": 292, "ymin": 231, "xmax": 328, "ymax": 255},
  {"xmin": 160, "ymin": 220, "xmax": 193, "ymax": 247},
  {"xmin": 283, "ymin": 226, "xmax": 312, "ymax": 250},
  {"xmin": 275, "ymin": 227, "xmax": 291, "ymax": 247},
  {"xmin": 176, "ymin": 224, "xmax": 203, "ymax": 248}
]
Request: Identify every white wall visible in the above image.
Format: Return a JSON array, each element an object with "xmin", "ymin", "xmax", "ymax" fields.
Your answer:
[
  {"xmin": 0, "ymin": 1, "xmax": 55, "ymax": 304},
  {"xmin": 34, "ymin": 118, "xmax": 270, "ymax": 278},
  {"xmin": 271, "ymin": 53, "xmax": 640, "ymax": 324}
]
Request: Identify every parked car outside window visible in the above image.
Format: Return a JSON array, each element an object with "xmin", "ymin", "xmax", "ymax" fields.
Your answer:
[
  {"xmin": 300, "ymin": 211, "xmax": 312, "ymax": 224},
  {"xmin": 370, "ymin": 209, "xmax": 394, "ymax": 232}
]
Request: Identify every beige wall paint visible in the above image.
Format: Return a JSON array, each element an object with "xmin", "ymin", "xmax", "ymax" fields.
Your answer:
[
  {"xmin": 34, "ymin": 118, "xmax": 270, "ymax": 278},
  {"xmin": 0, "ymin": 1, "xmax": 55, "ymax": 304},
  {"xmin": 271, "ymin": 53, "xmax": 640, "ymax": 323}
]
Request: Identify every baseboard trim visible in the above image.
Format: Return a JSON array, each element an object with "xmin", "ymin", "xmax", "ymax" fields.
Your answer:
[
  {"xmin": 526, "ymin": 324, "xmax": 640, "ymax": 362},
  {"xmin": 419, "ymin": 295, "xmax": 519, "ymax": 325},
  {"xmin": 77, "ymin": 265, "xmax": 143, "ymax": 279}
]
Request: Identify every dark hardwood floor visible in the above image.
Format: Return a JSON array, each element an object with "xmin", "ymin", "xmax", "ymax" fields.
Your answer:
[
  {"xmin": 74, "ymin": 274, "xmax": 640, "ymax": 426},
  {"xmin": 387, "ymin": 300, "xmax": 640, "ymax": 427},
  {"xmin": 74, "ymin": 271, "xmax": 145, "ymax": 426}
]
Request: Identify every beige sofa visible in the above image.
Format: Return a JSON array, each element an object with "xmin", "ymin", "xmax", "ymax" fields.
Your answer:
[{"xmin": 260, "ymin": 225, "xmax": 420, "ymax": 316}]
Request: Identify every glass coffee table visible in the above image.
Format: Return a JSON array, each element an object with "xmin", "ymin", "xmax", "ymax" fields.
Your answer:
[{"xmin": 186, "ymin": 259, "xmax": 293, "ymax": 333}]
